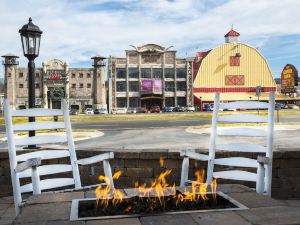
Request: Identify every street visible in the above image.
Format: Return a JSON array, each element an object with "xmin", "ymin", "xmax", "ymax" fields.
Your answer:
[{"xmin": 0, "ymin": 114, "xmax": 299, "ymax": 151}]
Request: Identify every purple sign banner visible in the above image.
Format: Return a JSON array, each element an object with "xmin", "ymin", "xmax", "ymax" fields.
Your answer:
[
  {"xmin": 141, "ymin": 80, "xmax": 152, "ymax": 92},
  {"xmin": 153, "ymin": 80, "xmax": 162, "ymax": 94},
  {"xmin": 141, "ymin": 79, "xmax": 162, "ymax": 94}
]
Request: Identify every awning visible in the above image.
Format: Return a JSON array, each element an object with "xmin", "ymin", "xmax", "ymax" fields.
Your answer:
[{"xmin": 140, "ymin": 95, "xmax": 163, "ymax": 100}]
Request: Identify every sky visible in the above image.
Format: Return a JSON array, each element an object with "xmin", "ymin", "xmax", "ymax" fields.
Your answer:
[{"xmin": 1, "ymin": 0, "xmax": 300, "ymax": 79}]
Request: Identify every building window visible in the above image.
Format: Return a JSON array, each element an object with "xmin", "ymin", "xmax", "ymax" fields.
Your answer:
[
  {"xmin": 35, "ymin": 83, "xmax": 40, "ymax": 89},
  {"xmin": 72, "ymin": 84, "xmax": 76, "ymax": 88},
  {"xmin": 116, "ymin": 97, "xmax": 127, "ymax": 107},
  {"xmin": 165, "ymin": 68, "xmax": 175, "ymax": 78},
  {"xmin": 128, "ymin": 68, "xmax": 139, "ymax": 78},
  {"xmin": 176, "ymin": 81, "xmax": 186, "ymax": 91},
  {"xmin": 165, "ymin": 82, "xmax": 174, "ymax": 92},
  {"xmin": 165, "ymin": 97, "xmax": 175, "ymax": 107},
  {"xmin": 87, "ymin": 73, "xmax": 91, "ymax": 78},
  {"xmin": 177, "ymin": 97, "xmax": 186, "ymax": 107},
  {"xmin": 79, "ymin": 73, "xmax": 83, "ymax": 78},
  {"xmin": 129, "ymin": 81, "xmax": 139, "ymax": 92},
  {"xmin": 36, "ymin": 73, "xmax": 40, "ymax": 78},
  {"xmin": 141, "ymin": 68, "xmax": 151, "ymax": 78},
  {"xmin": 71, "ymin": 73, "xmax": 76, "ymax": 78},
  {"xmin": 19, "ymin": 84, "xmax": 24, "ymax": 88},
  {"xmin": 116, "ymin": 81, "xmax": 126, "ymax": 92},
  {"xmin": 129, "ymin": 97, "xmax": 139, "ymax": 107},
  {"xmin": 19, "ymin": 73, "xmax": 24, "ymax": 78},
  {"xmin": 87, "ymin": 83, "xmax": 91, "ymax": 88},
  {"xmin": 116, "ymin": 68, "xmax": 126, "ymax": 79},
  {"xmin": 153, "ymin": 68, "xmax": 162, "ymax": 79},
  {"xmin": 176, "ymin": 68, "xmax": 186, "ymax": 78},
  {"xmin": 230, "ymin": 56, "xmax": 240, "ymax": 66},
  {"xmin": 79, "ymin": 83, "xmax": 84, "ymax": 88}
]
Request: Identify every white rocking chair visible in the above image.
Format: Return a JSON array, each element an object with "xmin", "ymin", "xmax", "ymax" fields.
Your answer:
[
  {"xmin": 4, "ymin": 99, "xmax": 115, "ymax": 215},
  {"xmin": 180, "ymin": 92, "xmax": 275, "ymax": 195}
]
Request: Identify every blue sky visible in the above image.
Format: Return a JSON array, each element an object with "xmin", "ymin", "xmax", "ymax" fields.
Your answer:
[{"xmin": 1, "ymin": 0, "xmax": 300, "ymax": 78}]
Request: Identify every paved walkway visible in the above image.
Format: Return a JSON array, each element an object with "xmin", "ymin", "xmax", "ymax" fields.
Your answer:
[{"xmin": 1, "ymin": 185, "xmax": 300, "ymax": 225}]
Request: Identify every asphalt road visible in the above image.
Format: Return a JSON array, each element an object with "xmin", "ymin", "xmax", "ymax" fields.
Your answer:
[
  {"xmin": 75, "ymin": 126, "xmax": 300, "ymax": 151},
  {"xmin": 0, "ymin": 117, "xmax": 299, "ymax": 151}
]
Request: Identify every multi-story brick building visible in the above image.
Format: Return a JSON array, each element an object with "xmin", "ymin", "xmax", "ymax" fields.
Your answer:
[
  {"xmin": 1, "ymin": 54, "xmax": 106, "ymax": 112},
  {"xmin": 108, "ymin": 44, "xmax": 194, "ymax": 110}
]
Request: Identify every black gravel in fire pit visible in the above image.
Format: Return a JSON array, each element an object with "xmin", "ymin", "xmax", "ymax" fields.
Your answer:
[{"xmin": 77, "ymin": 191, "xmax": 238, "ymax": 218}]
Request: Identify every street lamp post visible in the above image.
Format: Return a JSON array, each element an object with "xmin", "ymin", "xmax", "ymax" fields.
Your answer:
[
  {"xmin": 199, "ymin": 96, "xmax": 202, "ymax": 112},
  {"xmin": 19, "ymin": 18, "xmax": 42, "ymax": 149}
]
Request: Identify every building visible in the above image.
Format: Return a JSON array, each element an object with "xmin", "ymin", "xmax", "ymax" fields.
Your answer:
[
  {"xmin": 1, "ymin": 54, "xmax": 106, "ymax": 112},
  {"xmin": 107, "ymin": 44, "xmax": 194, "ymax": 110},
  {"xmin": 193, "ymin": 29, "xmax": 280, "ymax": 109}
]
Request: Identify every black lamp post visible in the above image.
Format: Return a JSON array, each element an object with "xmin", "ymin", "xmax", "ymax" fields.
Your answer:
[
  {"xmin": 199, "ymin": 96, "xmax": 202, "ymax": 112},
  {"xmin": 19, "ymin": 17, "xmax": 42, "ymax": 148}
]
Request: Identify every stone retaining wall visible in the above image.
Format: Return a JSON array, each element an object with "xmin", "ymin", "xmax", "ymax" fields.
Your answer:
[{"xmin": 0, "ymin": 148, "xmax": 299, "ymax": 199}]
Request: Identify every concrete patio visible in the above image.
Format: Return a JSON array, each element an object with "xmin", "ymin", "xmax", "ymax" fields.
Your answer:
[{"xmin": 1, "ymin": 184, "xmax": 300, "ymax": 225}]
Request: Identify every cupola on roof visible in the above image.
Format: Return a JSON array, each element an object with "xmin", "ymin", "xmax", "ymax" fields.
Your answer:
[{"xmin": 224, "ymin": 29, "xmax": 240, "ymax": 37}]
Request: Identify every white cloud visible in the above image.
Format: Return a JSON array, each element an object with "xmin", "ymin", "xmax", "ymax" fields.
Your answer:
[{"xmin": 0, "ymin": 0, "xmax": 300, "ymax": 77}]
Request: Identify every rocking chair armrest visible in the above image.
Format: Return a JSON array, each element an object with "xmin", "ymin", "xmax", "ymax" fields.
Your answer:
[
  {"xmin": 15, "ymin": 157, "xmax": 42, "ymax": 173},
  {"xmin": 76, "ymin": 152, "xmax": 114, "ymax": 165},
  {"xmin": 180, "ymin": 150, "xmax": 209, "ymax": 161},
  {"xmin": 257, "ymin": 156, "xmax": 270, "ymax": 165}
]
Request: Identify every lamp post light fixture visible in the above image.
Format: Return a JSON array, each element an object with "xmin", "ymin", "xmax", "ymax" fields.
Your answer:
[{"xmin": 19, "ymin": 17, "xmax": 43, "ymax": 148}]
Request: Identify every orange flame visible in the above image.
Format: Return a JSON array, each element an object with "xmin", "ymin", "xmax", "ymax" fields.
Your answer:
[
  {"xmin": 95, "ymin": 164, "xmax": 217, "ymax": 210},
  {"xmin": 211, "ymin": 178, "xmax": 218, "ymax": 200},
  {"xmin": 159, "ymin": 156, "xmax": 165, "ymax": 167},
  {"xmin": 95, "ymin": 171, "xmax": 124, "ymax": 207},
  {"xmin": 195, "ymin": 169, "xmax": 205, "ymax": 183}
]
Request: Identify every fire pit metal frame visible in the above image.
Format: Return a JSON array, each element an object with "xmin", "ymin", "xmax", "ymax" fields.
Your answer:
[{"xmin": 69, "ymin": 191, "xmax": 248, "ymax": 221}]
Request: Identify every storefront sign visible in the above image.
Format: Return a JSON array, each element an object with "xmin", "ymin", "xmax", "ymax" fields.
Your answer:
[
  {"xmin": 141, "ymin": 80, "xmax": 162, "ymax": 94},
  {"xmin": 45, "ymin": 70, "xmax": 67, "ymax": 81},
  {"xmin": 141, "ymin": 54, "xmax": 161, "ymax": 64},
  {"xmin": 281, "ymin": 64, "xmax": 298, "ymax": 94}
]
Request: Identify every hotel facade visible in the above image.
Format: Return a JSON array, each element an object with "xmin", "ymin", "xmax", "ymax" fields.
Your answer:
[{"xmin": 107, "ymin": 44, "xmax": 194, "ymax": 110}]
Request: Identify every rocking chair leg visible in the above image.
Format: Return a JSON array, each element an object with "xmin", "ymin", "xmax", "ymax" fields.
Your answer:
[
  {"xmin": 256, "ymin": 162, "xmax": 265, "ymax": 194},
  {"xmin": 32, "ymin": 166, "xmax": 41, "ymax": 195},
  {"xmin": 180, "ymin": 157, "xmax": 189, "ymax": 187},
  {"xmin": 103, "ymin": 160, "xmax": 114, "ymax": 190}
]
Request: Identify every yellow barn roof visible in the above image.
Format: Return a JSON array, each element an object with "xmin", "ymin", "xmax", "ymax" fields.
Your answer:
[{"xmin": 193, "ymin": 42, "xmax": 276, "ymax": 94}]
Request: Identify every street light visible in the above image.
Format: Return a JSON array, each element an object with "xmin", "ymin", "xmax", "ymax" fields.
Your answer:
[{"xmin": 19, "ymin": 17, "xmax": 43, "ymax": 148}]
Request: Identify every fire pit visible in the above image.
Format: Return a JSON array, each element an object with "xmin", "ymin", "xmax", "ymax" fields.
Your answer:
[
  {"xmin": 70, "ymin": 191, "xmax": 247, "ymax": 221},
  {"xmin": 70, "ymin": 158, "xmax": 247, "ymax": 221}
]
